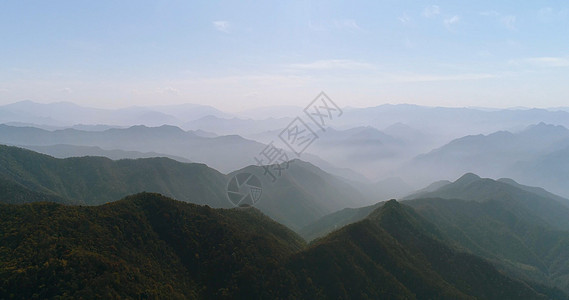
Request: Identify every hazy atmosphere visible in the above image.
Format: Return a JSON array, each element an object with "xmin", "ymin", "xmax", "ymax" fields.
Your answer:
[
  {"xmin": 2, "ymin": 1, "xmax": 569, "ymax": 110},
  {"xmin": 2, "ymin": 1, "xmax": 569, "ymax": 299}
]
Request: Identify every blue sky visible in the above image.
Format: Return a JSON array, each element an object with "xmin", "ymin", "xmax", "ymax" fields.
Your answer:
[{"xmin": 1, "ymin": 1, "xmax": 568, "ymax": 111}]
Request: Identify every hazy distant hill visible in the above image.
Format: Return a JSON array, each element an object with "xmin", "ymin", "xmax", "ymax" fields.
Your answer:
[
  {"xmin": 338, "ymin": 105, "xmax": 569, "ymax": 138},
  {"xmin": 0, "ymin": 145, "xmax": 374, "ymax": 230},
  {"xmin": 229, "ymin": 159, "xmax": 374, "ymax": 230},
  {"xmin": 183, "ymin": 115, "xmax": 293, "ymax": 136},
  {"xmin": 0, "ymin": 100, "xmax": 231, "ymax": 127},
  {"xmin": 0, "ymin": 124, "xmax": 265, "ymax": 172},
  {"xmin": 247, "ymin": 124, "xmax": 427, "ymax": 181},
  {"xmin": 0, "ymin": 123, "xmax": 367, "ymax": 181},
  {"xmin": 306, "ymin": 126, "xmax": 409, "ymax": 176},
  {"xmin": 1, "ymin": 193, "xmax": 559, "ymax": 299},
  {"xmin": 236, "ymin": 105, "xmax": 303, "ymax": 119},
  {"xmin": 509, "ymin": 145, "xmax": 569, "ymax": 198},
  {"xmin": 406, "ymin": 123, "xmax": 569, "ymax": 196},
  {"xmin": 19, "ymin": 144, "xmax": 193, "ymax": 163}
]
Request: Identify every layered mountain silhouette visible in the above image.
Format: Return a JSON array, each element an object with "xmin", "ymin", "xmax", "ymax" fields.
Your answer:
[
  {"xmin": 0, "ymin": 145, "xmax": 375, "ymax": 230},
  {"xmin": 408, "ymin": 123, "xmax": 569, "ymax": 197},
  {"xmin": 4, "ymin": 99, "xmax": 569, "ymax": 298},
  {"xmin": 0, "ymin": 123, "xmax": 367, "ymax": 181},
  {"xmin": 21, "ymin": 144, "xmax": 193, "ymax": 163},
  {"xmin": 0, "ymin": 124, "xmax": 264, "ymax": 173},
  {"xmin": 0, "ymin": 100, "xmax": 230, "ymax": 127}
]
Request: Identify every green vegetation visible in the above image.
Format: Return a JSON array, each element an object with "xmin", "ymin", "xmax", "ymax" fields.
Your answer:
[
  {"xmin": 0, "ymin": 144, "xmax": 230, "ymax": 207},
  {"xmin": 0, "ymin": 193, "xmax": 304, "ymax": 299},
  {"xmin": 1, "ymin": 193, "xmax": 563, "ymax": 299},
  {"xmin": 302, "ymin": 173, "xmax": 569, "ymax": 294},
  {"xmin": 287, "ymin": 200, "xmax": 553, "ymax": 299},
  {"xmin": 0, "ymin": 145, "xmax": 373, "ymax": 230},
  {"xmin": 0, "ymin": 178, "xmax": 68, "ymax": 205}
]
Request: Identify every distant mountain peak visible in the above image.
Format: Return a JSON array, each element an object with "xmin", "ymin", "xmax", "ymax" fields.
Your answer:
[
  {"xmin": 370, "ymin": 198, "xmax": 403, "ymax": 220},
  {"xmin": 454, "ymin": 173, "xmax": 482, "ymax": 185},
  {"xmin": 383, "ymin": 198, "xmax": 400, "ymax": 207},
  {"xmin": 524, "ymin": 122, "xmax": 568, "ymax": 134},
  {"xmin": 123, "ymin": 124, "xmax": 187, "ymax": 134},
  {"xmin": 497, "ymin": 178, "xmax": 519, "ymax": 185}
]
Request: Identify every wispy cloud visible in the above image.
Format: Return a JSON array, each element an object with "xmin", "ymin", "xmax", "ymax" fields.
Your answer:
[
  {"xmin": 333, "ymin": 19, "xmax": 361, "ymax": 30},
  {"xmin": 309, "ymin": 19, "xmax": 362, "ymax": 31},
  {"xmin": 480, "ymin": 11, "xmax": 517, "ymax": 30},
  {"xmin": 58, "ymin": 87, "xmax": 73, "ymax": 94},
  {"xmin": 213, "ymin": 21, "xmax": 230, "ymax": 33},
  {"xmin": 287, "ymin": 59, "xmax": 374, "ymax": 71},
  {"xmin": 398, "ymin": 13, "xmax": 411, "ymax": 24},
  {"xmin": 501, "ymin": 15, "xmax": 516, "ymax": 30},
  {"xmin": 538, "ymin": 7, "xmax": 567, "ymax": 22},
  {"xmin": 444, "ymin": 15, "xmax": 460, "ymax": 30},
  {"xmin": 512, "ymin": 57, "xmax": 569, "ymax": 67},
  {"xmin": 389, "ymin": 72, "xmax": 496, "ymax": 83},
  {"xmin": 158, "ymin": 86, "xmax": 180, "ymax": 95},
  {"xmin": 423, "ymin": 5, "xmax": 441, "ymax": 18}
]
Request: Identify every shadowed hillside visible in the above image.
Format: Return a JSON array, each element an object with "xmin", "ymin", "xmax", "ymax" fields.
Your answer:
[{"xmin": 1, "ymin": 193, "xmax": 563, "ymax": 299}]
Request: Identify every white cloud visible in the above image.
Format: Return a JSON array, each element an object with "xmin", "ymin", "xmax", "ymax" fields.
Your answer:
[
  {"xmin": 309, "ymin": 19, "xmax": 362, "ymax": 31},
  {"xmin": 444, "ymin": 15, "xmax": 460, "ymax": 29},
  {"xmin": 213, "ymin": 21, "xmax": 230, "ymax": 33},
  {"xmin": 398, "ymin": 13, "xmax": 411, "ymax": 24},
  {"xmin": 158, "ymin": 86, "xmax": 180, "ymax": 95},
  {"xmin": 513, "ymin": 57, "xmax": 569, "ymax": 67},
  {"xmin": 287, "ymin": 59, "xmax": 374, "ymax": 71},
  {"xmin": 389, "ymin": 72, "xmax": 496, "ymax": 83},
  {"xmin": 58, "ymin": 87, "xmax": 73, "ymax": 94},
  {"xmin": 480, "ymin": 11, "xmax": 517, "ymax": 30},
  {"xmin": 423, "ymin": 5, "xmax": 441, "ymax": 18},
  {"xmin": 501, "ymin": 15, "xmax": 516, "ymax": 30},
  {"xmin": 333, "ymin": 19, "xmax": 361, "ymax": 30}
]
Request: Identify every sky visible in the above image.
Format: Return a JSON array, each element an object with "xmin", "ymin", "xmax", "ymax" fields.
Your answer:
[{"xmin": 1, "ymin": 0, "xmax": 568, "ymax": 112}]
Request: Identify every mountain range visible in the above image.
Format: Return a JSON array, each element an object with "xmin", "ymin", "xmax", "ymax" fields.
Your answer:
[
  {"xmin": 1, "ymin": 192, "xmax": 562, "ymax": 299},
  {"xmin": 0, "ymin": 145, "xmax": 378, "ymax": 230},
  {"xmin": 301, "ymin": 173, "xmax": 569, "ymax": 294},
  {"xmin": 407, "ymin": 122, "xmax": 569, "ymax": 197},
  {"xmin": 4, "ymin": 99, "xmax": 569, "ymax": 298}
]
